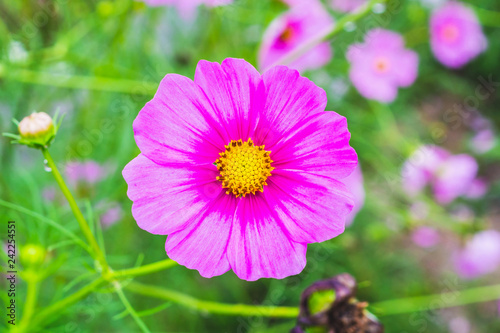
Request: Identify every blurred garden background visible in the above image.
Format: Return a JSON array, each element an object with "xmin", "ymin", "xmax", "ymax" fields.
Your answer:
[{"xmin": 1, "ymin": 0, "xmax": 500, "ymax": 332}]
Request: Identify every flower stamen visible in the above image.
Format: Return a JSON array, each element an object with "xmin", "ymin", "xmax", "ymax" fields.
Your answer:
[{"xmin": 215, "ymin": 138, "xmax": 274, "ymax": 197}]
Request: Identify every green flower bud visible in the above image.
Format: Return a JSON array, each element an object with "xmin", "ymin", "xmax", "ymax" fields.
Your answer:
[
  {"xmin": 18, "ymin": 112, "xmax": 55, "ymax": 147},
  {"xmin": 20, "ymin": 244, "xmax": 47, "ymax": 267}
]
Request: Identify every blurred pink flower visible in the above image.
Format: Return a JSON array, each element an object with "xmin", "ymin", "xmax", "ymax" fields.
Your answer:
[
  {"xmin": 258, "ymin": 1, "xmax": 334, "ymax": 73},
  {"xmin": 470, "ymin": 128, "xmax": 496, "ymax": 154},
  {"xmin": 142, "ymin": 0, "xmax": 232, "ymax": 20},
  {"xmin": 65, "ymin": 161, "xmax": 106, "ymax": 187},
  {"xmin": 123, "ymin": 58, "xmax": 357, "ymax": 281},
  {"xmin": 453, "ymin": 230, "xmax": 500, "ymax": 279},
  {"xmin": 343, "ymin": 165, "xmax": 365, "ymax": 226},
  {"xmin": 330, "ymin": 0, "xmax": 366, "ymax": 13},
  {"xmin": 464, "ymin": 178, "xmax": 489, "ymax": 199},
  {"xmin": 347, "ymin": 29, "xmax": 418, "ymax": 103},
  {"xmin": 470, "ymin": 113, "xmax": 496, "ymax": 154},
  {"xmin": 450, "ymin": 204, "xmax": 474, "ymax": 222},
  {"xmin": 99, "ymin": 202, "xmax": 123, "ymax": 228},
  {"xmin": 448, "ymin": 316, "xmax": 471, "ymax": 333},
  {"xmin": 411, "ymin": 226, "xmax": 440, "ymax": 248},
  {"xmin": 430, "ymin": 2, "xmax": 487, "ymax": 69},
  {"xmin": 402, "ymin": 145, "xmax": 478, "ymax": 204}
]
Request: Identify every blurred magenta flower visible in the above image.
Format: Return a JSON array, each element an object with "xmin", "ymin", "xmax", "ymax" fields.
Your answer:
[
  {"xmin": 343, "ymin": 165, "xmax": 365, "ymax": 226},
  {"xmin": 411, "ymin": 226, "xmax": 440, "ymax": 248},
  {"xmin": 65, "ymin": 161, "xmax": 106, "ymax": 187},
  {"xmin": 258, "ymin": 1, "xmax": 334, "ymax": 73},
  {"xmin": 453, "ymin": 230, "xmax": 500, "ymax": 279},
  {"xmin": 402, "ymin": 145, "xmax": 477, "ymax": 204},
  {"xmin": 448, "ymin": 316, "xmax": 471, "ymax": 333},
  {"xmin": 123, "ymin": 58, "xmax": 357, "ymax": 281},
  {"xmin": 430, "ymin": 2, "xmax": 487, "ymax": 69},
  {"xmin": 471, "ymin": 128, "xmax": 496, "ymax": 154},
  {"xmin": 99, "ymin": 202, "xmax": 123, "ymax": 229},
  {"xmin": 469, "ymin": 112, "xmax": 496, "ymax": 154},
  {"xmin": 142, "ymin": 0, "xmax": 232, "ymax": 20},
  {"xmin": 330, "ymin": 0, "xmax": 366, "ymax": 13},
  {"xmin": 347, "ymin": 29, "xmax": 418, "ymax": 103},
  {"xmin": 464, "ymin": 178, "xmax": 489, "ymax": 199}
]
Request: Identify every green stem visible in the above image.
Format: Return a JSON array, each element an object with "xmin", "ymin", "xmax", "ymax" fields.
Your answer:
[
  {"xmin": 0, "ymin": 199, "xmax": 91, "ymax": 254},
  {"xmin": 370, "ymin": 283, "xmax": 500, "ymax": 316},
  {"xmin": 112, "ymin": 259, "xmax": 178, "ymax": 279},
  {"xmin": 18, "ymin": 280, "xmax": 39, "ymax": 332},
  {"xmin": 126, "ymin": 281, "xmax": 500, "ymax": 319},
  {"xmin": 1, "ymin": 67, "xmax": 157, "ymax": 95},
  {"xmin": 125, "ymin": 282, "xmax": 299, "ymax": 317},
  {"xmin": 31, "ymin": 277, "xmax": 106, "ymax": 327},
  {"xmin": 269, "ymin": 0, "xmax": 389, "ymax": 68},
  {"xmin": 113, "ymin": 281, "xmax": 152, "ymax": 333},
  {"xmin": 23, "ymin": 260, "xmax": 178, "ymax": 327},
  {"xmin": 41, "ymin": 148, "xmax": 109, "ymax": 275}
]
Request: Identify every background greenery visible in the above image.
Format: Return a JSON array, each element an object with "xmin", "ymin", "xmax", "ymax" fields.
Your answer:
[{"xmin": 1, "ymin": 0, "xmax": 500, "ymax": 332}]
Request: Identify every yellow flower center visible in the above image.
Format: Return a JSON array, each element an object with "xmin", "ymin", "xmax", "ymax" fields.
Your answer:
[
  {"xmin": 442, "ymin": 24, "xmax": 459, "ymax": 43},
  {"xmin": 215, "ymin": 138, "xmax": 274, "ymax": 197},
  {"xmin": 280, "ymin": 26, "xmax": 295, "ymax": 42},
  {"xmin": 373, "ymin": 56, "xmax": 390, "ymax": 73}
]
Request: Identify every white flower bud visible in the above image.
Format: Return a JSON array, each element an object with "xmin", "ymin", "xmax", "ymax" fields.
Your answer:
[{"xmin": 18, "ymin": 112, "xmax": 55, "ymax": 146}]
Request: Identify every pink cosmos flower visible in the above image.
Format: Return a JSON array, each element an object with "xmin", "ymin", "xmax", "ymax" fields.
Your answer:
[
  {"xmin": 258, "ymin": 1, "xmax": 334, "ymax": 73},
  {"xmin": 65, "ymin": 161, "xmax": 106, "ymax": 187},
  {"xmin": 402, "ymin": 145, "xmax": 478, "ymax": 204},
  {"xmin": 411, "ymin": 226, "xmax": 440, "ymax": 248},
  {"xmin": 453, "ymin": 230, "xmax": 500, "ymax": 279},
  {"xmin": 123, "ymin": 58, "xmax": 357, "ymax": 281},
  {"xmin": 464, "ymin": 178, "xmax": 488, "ymax": 200},
  {"xmin": 142, "ymin": 0, "xmax": 232, "ymax": 20},
  {"xmin": 99, "ymin": 202, "xmax": 123, "ymax": 229},
  {"xmin": 343, "ymin": 165, "xmax": 365, "ymax": 226},
  {"xmin": 330, "ymin": 0, "xmax": 366, "ymax": 13},
  {"xmin": 468, "ymin": 112, "xmax": 496, "ymax": 154},
  {"xmin": 347, "ymin": 29, "xmax": 419, "ymax": 103},
  {"xmin": 430, "ymin": 2, "xmax": 487, "ymax": 69}
]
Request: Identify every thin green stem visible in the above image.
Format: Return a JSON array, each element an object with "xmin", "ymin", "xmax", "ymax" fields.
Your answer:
[
  {"xmin": 113, "ymin": 302, "xmax": 172, "ymax": 320},
  {"xmin": 126, "ymin": 281, "xmax": 500, "ymax": 319},
  {"xmin": 22, "ymin": 260, "xmax": 177, "ymax": 328},
  {"xmin": 269, "ymin": 0, "xmax": 389, "ymax": 68},
  {"xmin": 112, "ymin": 259, "xmax": 178, "ymax": 279},
  {"xmin": 31, "ymin": 277, "xmax": 106, "ymax": 327},
  {"xmin": 370, "ymin": 283, "xmax": 500, "ymax": 316},
  {"xmin": 0, "ymin": 199, "xmax": 91, "ymax": 254},
  {"xmin": 113, "ymin": 281, "xmax": 152, "ymax": 333},
  {"xmin": 1, "ymin": 67, "xmax": 157, "ymax": 95},
  {"xmin": 125, "ymin": 282, "xmax": 299, "ymax": 318},
  {"xmin": 41, "ymin": 148, "xmax": 109, "ymax": 275},
  {"xmin": 18, "ymin": 280, "xmax": 39, "ymax": 332}
]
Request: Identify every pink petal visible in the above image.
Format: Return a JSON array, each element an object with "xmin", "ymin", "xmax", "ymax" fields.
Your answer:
[
  {"xmin": 133, "ymin": 74, "xmax": 226, "ymax": 166},
  {"xmin": 433, "ymin": 154, "xmax": 478, "ymax": 204},
  {"xmin": 392, "ymin": 49, "xmax": 419, "ymax": 87},
  {"xmin": 165, "ymin": 192, "xmax": 237, "ymax": 278},
  {"xmin": 122, "ymin": 154, "xmax": 222, "ymax": 235},
  {"xmin": 264, "ymin": 170, "xmax": 353, "ymax": 243},
  {"xmin": 255, "ymin": 65, "xmax": 327, "ymax": 148},
  {"xmin": 227, "ymin": 194, "xmax": 307, "ymax": 281},
  {"xmin": 270, "ymin": 111, "xmax": 357, "ymax": 179},
  {"xmin": 194, "ymin": 58, "xmax": 264, "ymax": 141}
]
